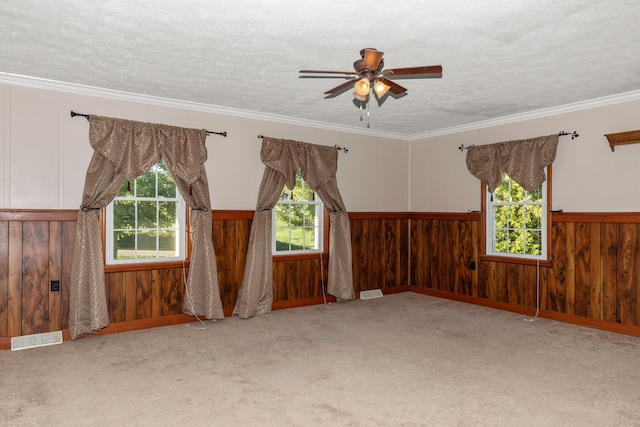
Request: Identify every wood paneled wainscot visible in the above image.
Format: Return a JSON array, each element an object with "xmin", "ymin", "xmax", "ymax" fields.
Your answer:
[
  {"xmin": 410, "ymin": 212, "xmax": 640, "ymax": 336},
  {"xmin": 0, "ymin": 209, "xmax": 411, "ymax": 348}
]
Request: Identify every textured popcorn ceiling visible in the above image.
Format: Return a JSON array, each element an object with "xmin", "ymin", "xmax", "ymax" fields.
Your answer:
[{"xmin": 1, "ymin": 0, "xmax": 639, "ymax": 137}]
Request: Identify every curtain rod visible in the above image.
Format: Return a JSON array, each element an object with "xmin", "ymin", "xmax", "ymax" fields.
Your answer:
[
  {"xmin": 457, "ymin": 130, "xmax": 579, "ymax": 151},
  {"xmin": 70, "ymin": 111, "xmax": 227, "ymax": 137},
  {"xmin": 257, "ymin": 135, "xmax": 349, "ymax": 153}
]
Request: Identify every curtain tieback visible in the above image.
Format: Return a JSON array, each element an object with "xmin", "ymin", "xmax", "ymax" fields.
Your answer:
[{"xmin": 81, "ymin": 207, "xmax": 101, "ymax": 212}]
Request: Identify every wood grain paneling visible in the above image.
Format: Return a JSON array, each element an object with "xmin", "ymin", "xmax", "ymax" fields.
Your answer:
[
  {"xmin": 8, "ymin": 222, "xmax": 23, "ymax": 336},
  {"xmin": 411, "ymin": 213, "xmax": 640, "ymax": 329},
  {"xmin": 3, "ymin": 209, "xmax": 639, "ymax": 342},
  {"xmin": 0, "ymin": 221, "xmax": 8, "ymax": 336},
  {"xmin": 350, "ymin": 216, "xmax": 408, "ymax": 292},
  {"xmin": 21, "ymin": 221, "xmax": 49, "ymax": 335}
]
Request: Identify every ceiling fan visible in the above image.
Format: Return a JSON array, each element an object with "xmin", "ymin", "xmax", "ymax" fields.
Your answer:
[{"xmin": 299, "ymin": 48, "xmax": 442, "ymax": 101}]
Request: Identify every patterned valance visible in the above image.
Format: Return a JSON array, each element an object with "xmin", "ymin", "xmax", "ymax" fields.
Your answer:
[{"xmin": 465, "ymin": 134, "xmax": 559, "ymax": 193}]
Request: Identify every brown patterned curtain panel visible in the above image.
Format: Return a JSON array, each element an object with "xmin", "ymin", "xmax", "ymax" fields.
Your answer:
[
  {"xmin": 234, "ymin": 137, "xmax": 355, "ymax": 318},
  {"xmin": 69, "ymin": 116, "xmax": 224, "ymax": 340},
  {"xmin": 465, "ymin": 134, "xmax": 559, "ymax": 193}
]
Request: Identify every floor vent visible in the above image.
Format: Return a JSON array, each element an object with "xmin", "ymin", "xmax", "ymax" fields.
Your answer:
[
  {"xmin": 360, "ymin": 289, "xmax": 384, "ymax": 300},
  {"xmin": 11, "ymin": 331, "xmax": 63, "ymax": 351}
]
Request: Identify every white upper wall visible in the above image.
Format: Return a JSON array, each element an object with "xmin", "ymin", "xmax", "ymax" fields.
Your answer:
[
  {"xmin": 410, "ymin": 99, "xmax": 640, "ymax": 212},
  {"xmin": 0, "ymin": 83, "xmax": 408, "ymax": 211},
  {"xmin": 3, "ymin": 81, "xmax": 640, "ymax": 213}
]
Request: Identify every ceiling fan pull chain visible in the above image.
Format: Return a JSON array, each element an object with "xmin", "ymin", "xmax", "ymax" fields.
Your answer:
[
  {"xmin": 367, "ymin": 99, "xmax": 370, "ymax": 128},
  {"xmin": 360, "ymin": 101, "xmax": 363, "ymax": 122}
]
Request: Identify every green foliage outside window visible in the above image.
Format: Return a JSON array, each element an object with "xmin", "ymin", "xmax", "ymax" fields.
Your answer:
[
  {"xmin": 491, "ymin": 173, "xmax": 543, "ymax": 256},
  {"xmin": 274, "ymin": 170, "xmax": 322, "ymax": 252}
]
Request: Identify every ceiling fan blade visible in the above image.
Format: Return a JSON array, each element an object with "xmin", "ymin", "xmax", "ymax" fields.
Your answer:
[
  {"xmin": 363, "ymin": 49, "xmax": 384, "ymax": 69},
  {"xmin": 380, "ymin": 78, "xmax": 407, "ymax": 95},
  {"xmin": 324, "ymin": 79, "xmax": 357, "ymax": 95},
  {"xmin": 299, "ymin": 70, "xmax": 357, "ymax": 75},
  {"xmin": 383, "ymin": 65, "xmax": 443, "ymax": 78}
]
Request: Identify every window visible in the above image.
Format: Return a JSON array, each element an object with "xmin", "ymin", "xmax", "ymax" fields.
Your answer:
[
  {"xmin": 484, "ymin": 168, "xmax": 549, "ymax": 261},
  {"xmin": 105, "ymin": 160, "xmax": 186, "ymax": 265},
  {"xmin": 273, "ymin": 170, "xmax": 324, "ymax": 255}
]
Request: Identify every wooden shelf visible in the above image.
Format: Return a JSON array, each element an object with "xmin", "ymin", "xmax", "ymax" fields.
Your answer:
[{"xmin": 605, "ymin": 129, "xmax": 640, "ymax": 152}]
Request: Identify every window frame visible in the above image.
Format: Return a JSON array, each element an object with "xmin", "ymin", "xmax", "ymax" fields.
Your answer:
[
  {"xmin": 271, "ymin": 174, "xmax": 329, "ymax": 260},
  {"xmin": 480, "ymin": 165, "xmax": 552, "ymax": 266},
  {"xmin": 104, "ymin": 162, "xmax": 188, "ymax": 268}
]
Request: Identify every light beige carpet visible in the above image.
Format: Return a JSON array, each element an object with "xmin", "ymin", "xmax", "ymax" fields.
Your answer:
[{"xmin": 1, "ymin": 292, "xmax": 639, "ymax": 426}]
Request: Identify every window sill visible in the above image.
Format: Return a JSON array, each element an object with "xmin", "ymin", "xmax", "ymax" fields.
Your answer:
[
  {"xmin": 104, "ymin": 259, "xmax": 190, "ymax": 273},
  {"xmin": 478, "ymin": 254, "xmax": 551, "ymax": 268},
  {"xmin": 273, "ymin": 252, "xmax": 329, "ymax": 262}
]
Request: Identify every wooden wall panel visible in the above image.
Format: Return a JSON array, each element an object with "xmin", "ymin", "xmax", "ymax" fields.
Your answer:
[
  {"xmin": 410, "ymin": 213, "xmax": 640, "ymax": 329},
  {"xmin": 136, "ymin": 270, "xmax": 152, "ymax": 320},
  {"xmin": 350, "ymin": 216, "xmax": 408, "ymax": 292},
  {"xmin": 21, "ymin": 221, "xmax": 49, "ymax": 335},
  {"xmin": 48, "ymin": 221, "xmax": 62, "ymax": 331},
  {"xmin": 617, "ymin": 224, "xmax": 640, "ymax": 326},
  {"xmin": 601, "ymin": 223, "xmax": 618, "ymax": 322},
  {"xmin": 60, "ymin": 221, "xmax": 75, "ymax": 330},
  {"xmin": 108, "ymin": 272, "xmax": 126, "ymax": 323},
  {"xmin": 0, "ymin": 221, "xmax": 8, "ymax": 336},
  {"xmin": 2, "ymin": 209, "xmax": 640, "ymax": 340},
  {"xmin": 7, "ymin": 221, "xmax": 22, "ymax": 336},
  {"xmin": 160, "ymin": 268, "xmax": 183, "ymax": 316}
]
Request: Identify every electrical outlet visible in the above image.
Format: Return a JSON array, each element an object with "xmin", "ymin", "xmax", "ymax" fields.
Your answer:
[{"xmin": 50, "ymin": 279, "xmax": 60, "ymax": 292}]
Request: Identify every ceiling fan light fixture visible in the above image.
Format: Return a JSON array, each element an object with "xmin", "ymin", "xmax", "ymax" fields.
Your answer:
[
  {"xmin": 373, "ymin": 80, "xmax": 391, "ymax": 98},
  {"xmin": 352, "ymin": 91, "xmax": 368, "ymax": 102},
  {"xmin": 354, "ymin": 77, "xmax": 371, "ymax": 97}
]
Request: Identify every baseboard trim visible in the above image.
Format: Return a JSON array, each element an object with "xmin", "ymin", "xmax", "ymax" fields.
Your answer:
[{"xmin": 409, "ymin": 286, "xmax": 640, "ymax": 337}]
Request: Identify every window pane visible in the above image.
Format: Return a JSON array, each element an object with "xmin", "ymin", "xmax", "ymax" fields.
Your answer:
[
  {"xmin": 495, "ymin": 229, "xmax": 508, "ymax": 253},
  {"xmin": 494, "ymin": 180, "xmax": 509, "ymax": 202},
  {"xmin": 137, "ymin": 230, "xmax": 157, "ymax": 258},
  {"xmin": 303, "ymin": 228, "xmax": 317, "ymax": 250},
  {"xmin": 526, "ymin": 186, "xmax": 543, "ymax": 202},
  {"xmin": 290, "ymin": 205, "xmax": 304, "ymax": 227},
  {"xmin": 508, "ymin": 229, "xmax": 525, "ymax": 254},
  {"xmin": 275, "ymin": 228, "xmax": 291, "ymax": 251},
  {"xmin": 157, "ymin": 172, "xmax": 176, "ymax": 198},
  {"xmin": 510, "ymin": 180, "xmax": 525, "ymax": 203},
  {"xmin": 137, "ymin": 201, "xmax": 157, "ymax": 228},
  {"xmin": 507, "ymin": 205, "xmax": 523, "ymax": 229},
  {"xmin": 158, "ymin": 230, "xmax": 178, "ymax": 257},
  {"xmin": 494, "ymin": 205, "xmax": 507, "ymax": 228},
  {"xmin": 275, "ymin": 204, "xmax": 291, "ymax": 227},
  {"xmin": 289, "ymin": 228, "xmax": 305, "ymax": 251},
  {"xmin": 304, "ymin": 204, "xmax": 317, "ymax": 227},
  {"xmin": 136, "ymin": 171, "xmax": 156, "ymax": 198},
  {"xmin": 525, "ymin": 230, "xmax": 542, "ymax": 255},
  {"xmin": 113, "ymin": 200, "xmax": 135, "ymax": 229},
  {"xmin": 525, "ymin": 205, "xmax": 542, "ymax": 229},
  {"xmin": 114, "ymin": 230, "xmax": 135, "ymax": 260},
  {"xmin": 158, "ymin": 202, "xmax": 177, "ymax": 228}
]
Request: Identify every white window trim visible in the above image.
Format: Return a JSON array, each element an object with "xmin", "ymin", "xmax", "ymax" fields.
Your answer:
[
  {"xmin": 272, "ymin": 197, "xmax": 324, "ymax": 256},
  {"xmin": 105, "ymin": 177, "xmax": 186, "ymax": 266},
  {"xmin": 485, "ymin": 171, "xmax": 547, "ymax": 261}
]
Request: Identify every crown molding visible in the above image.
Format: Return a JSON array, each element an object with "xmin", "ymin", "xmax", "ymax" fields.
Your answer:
[
  {"xmin": 1, "ymin": 72, "xmax": 638, "ymax": 143},
  {"xmin": 0, "ymin": 72, "xmax": 408, "ymax": 141},
  {"xmin": 408, "ymin": 89, "xmax": 640, "ymax": 141}
]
